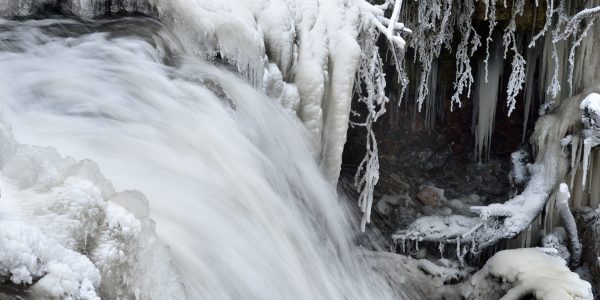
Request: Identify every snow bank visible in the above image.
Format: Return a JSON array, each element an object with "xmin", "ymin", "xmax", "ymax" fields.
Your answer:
[{"xmin": 463, "ymin": 248, "xmax": 593, "ymax": 300}]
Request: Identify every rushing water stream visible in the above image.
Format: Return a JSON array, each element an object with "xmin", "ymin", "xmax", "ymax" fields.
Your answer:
[{"xmin": 0, "ymin": 17, "xmax": 401, "ymax": 299}]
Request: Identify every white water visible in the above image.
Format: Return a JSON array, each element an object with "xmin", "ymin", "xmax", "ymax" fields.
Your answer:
[{"xmin": 0, "ymin": 18, "xmax": 394, "ymax": 299}]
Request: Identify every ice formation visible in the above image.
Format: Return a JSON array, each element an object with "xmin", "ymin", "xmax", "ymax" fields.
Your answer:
[
  {"xmin": 556, "ymin": 183, "xmax": 582, "ymax": 268},
  {"xmin": 393, "ymin": 85, "xmax": 600, "ymax": 253},
  {"xmin": 1, "ymin": 0, "xmax": 600, "ymax": 298},
  {"xmin": 0, "ymin": 17, "xmax": 404, "ymax": 299},
  {"xmin": 0, "ymin": 117, "xmax": 185, "ymax": 298},
  {"xmin": 475, "ymin": 39, "xmax": 503, "ymax": 162},
  {"xmin": 580, "ymin": 92, "xmax": 600, "ymax": 188}
]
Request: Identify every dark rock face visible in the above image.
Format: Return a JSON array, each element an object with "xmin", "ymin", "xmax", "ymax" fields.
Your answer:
[
  {"xmin": 577, "ymin": 208, "xmax": 600, "ymax": 294},
  {"xmin": 0, "ymin": 284, "xmax": 27, "ymax": 300}
]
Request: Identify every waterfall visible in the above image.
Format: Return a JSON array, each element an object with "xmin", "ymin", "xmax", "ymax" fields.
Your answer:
[{"xmin": 0, "ymin": 17, "xmax": 397, "ymax": 299}]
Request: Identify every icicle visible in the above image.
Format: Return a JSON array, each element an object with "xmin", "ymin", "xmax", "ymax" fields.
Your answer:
[
  {"xmin": 439, "ymin": 242, "xmax": 445, "ymax": 258},
  {"xmin": 425, "ymin": 60, "xmax": 439, "ymax": 129},
  {"xmin": 460, "ymin": 245, "xmax": 468, "ymax": 267},
  {"xmin": 475, "ymin": 39, "xmax": 503, "ymax": 162},
  {"xmin": 571, "ymin": 135, "xmax": 580, "ymax": 168},
  {"xmin": 455, "ymin": 236, "xmax": 461, "ymax": 261},
  {"xmin": 522, "ymin": 44, "xmax": 540, "ymax": 142},
  {"xmin": 526, "ymin": 225, "xmax": 532, "ymax": 247},
  {"xmin": 401, "ymin": 237, "xmax": 406, "ymax": 253},
  {"xmin": 590, "ymin": 151, "xmax": 600, "ymax": 208}
]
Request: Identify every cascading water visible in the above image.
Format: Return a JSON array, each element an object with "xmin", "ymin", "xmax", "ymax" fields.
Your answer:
[{"xmin": 0, "ymin": 17, "xmax": 408, "ymax": 299}]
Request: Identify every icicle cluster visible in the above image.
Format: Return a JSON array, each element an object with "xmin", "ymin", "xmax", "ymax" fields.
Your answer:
[
  {"xmin": 405, "ymin": 0, "xmax": 454, "ymax": 111},
  {"xmin": 403, "ymin": 0, "xmax": 600, "ymax": 120},
  {"xmin": 580, "ymin": 93, "xmax": 600, "ymax": 188}
]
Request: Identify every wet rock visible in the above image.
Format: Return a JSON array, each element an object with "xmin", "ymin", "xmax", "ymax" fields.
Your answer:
[
  {"xmin": 440, "ymin": 207, "xmax": 453, "ymax": 216},
  {"xmin": 422, "ymin": 206, "xmax": 437, "ymax": 216},
  {"xmin": 389, "ymin": 174, "xmax": 410, "ymax": 190},
  {"xmin": 464, "ymin": 194, "xmax": 480, "ymax": 204},
  {"xmin": 377, "ymin": 194, "xmax": 411, "ymax": 216},
  {"xmin": 417, "ymin": 185, "xmax": 445, "ymax": 207}
]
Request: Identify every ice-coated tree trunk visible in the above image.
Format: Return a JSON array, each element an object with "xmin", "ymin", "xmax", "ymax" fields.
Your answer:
[{"xmin": 556, "ymin": 183, "xmax": 582, "ymax": 269}]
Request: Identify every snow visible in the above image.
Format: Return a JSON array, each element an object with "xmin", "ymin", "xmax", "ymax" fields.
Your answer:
[
  {"xmin": 0, "ymin": 112, "xmax": 185, "ymax": 298},
  {"xmin": 395, "ymin": 87, "xmax": 585, "ymax": 250},
  {"xmin": 580, "ymin": 92, "xmax": 600, "ymax": 117},
  {"xmin": 542, "ymin": 227, "xmax": 570, "ymax": 263},
  {"xmin": 464, "ymin": 248, "xmax": 593, "ymax": 300},
  {"xmin": 393, "ymin": 215, "xmax": 480, "ymax": 243},
  {"xmin": 510, "ymin": 150, "xmax": 530, "ymax": 185},
  {"xmin": 0, "ymin": 220, "xmax": 101, "ymax": 299}
]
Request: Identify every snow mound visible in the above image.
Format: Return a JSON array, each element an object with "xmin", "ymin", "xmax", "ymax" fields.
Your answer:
[
  {"xmin": 579, "ymin": 93, "xmax": 600, "ymax": 118},
  {"xmin": 463, "ymin": 248, "xmax": 593, "ymax": 300}
]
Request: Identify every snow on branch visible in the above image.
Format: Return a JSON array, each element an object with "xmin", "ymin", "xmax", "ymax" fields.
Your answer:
[
  {"xmin": 502, "ymin": 0, "xmax": 526, "ymax": 116},
  {"xmin": 554, "ymin": 6, "xmax": 600, "ymax": 43},
  {"xmin": 356, "ymin": 0, "xmax": 411, "ymax": 49},
  {"xmin": 450, "ymin": 0, "xmax": 480, "ymax": 111},
  {"xmin": 394, "ymin": 154, "xmax": 557, "ymax": 252}
]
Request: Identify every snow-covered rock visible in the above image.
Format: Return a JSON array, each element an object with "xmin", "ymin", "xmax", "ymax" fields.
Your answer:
[{"xmin": 463, "ymin": 248, "xmax": 593, "ymax": 300}]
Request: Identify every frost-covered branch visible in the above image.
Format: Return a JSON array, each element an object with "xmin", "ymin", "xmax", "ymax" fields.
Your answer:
[
  {"xmin": 554, "ymin": 6, "xmax": 600, "ymax": 42},
  {"xmin": 528, "ymin": 0, "xmax": 555, "ymax": 48},
  {"xmin": 502, "ymin": 0, "xmax": 526, "ymax": 116},
  {"xmin": 353, "ymin": 0, "xmax": 411, "ymax": 232},
  {"xmin": 408, "ymin": 0, "xmax": 453, "ymax": 111},
  {"xmin": 450, "ymin": 0, "xmax": 480, "ymax": 110},
  {"xmin": 567, "ymin": 20, "xmax": 595, "ymax": 96}
]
